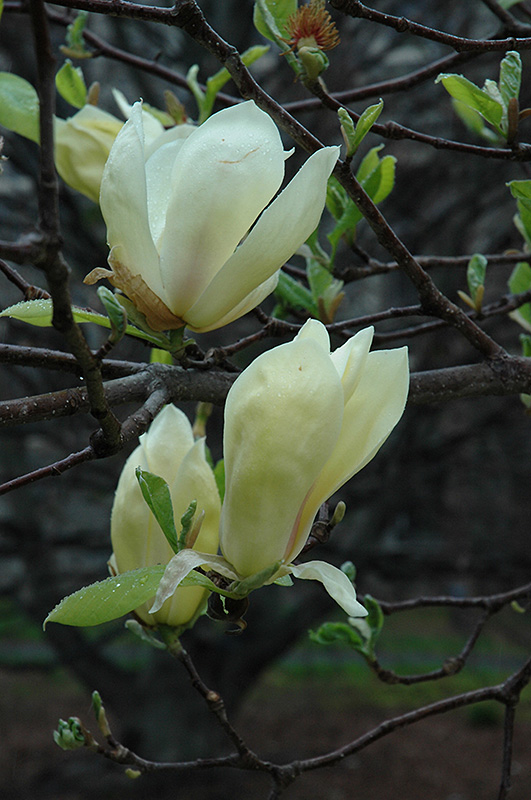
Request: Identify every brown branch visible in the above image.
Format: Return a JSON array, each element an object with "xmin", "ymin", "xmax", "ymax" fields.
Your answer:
[
  {"xmin": 333, "ymin": 161, "xmax": 506, "ymax": 358},
  {"xmin": 0, "ymin": 384, "xmax": 171, "ymax": 495},
  {"xmin": 375, "ymin": 581, "xmax": 531, "ymax": 614},
  {"xmin": 0, "ymin": 446, "xmax": 95, "ymax": 495},
  {"xmin": 295, "ymin": 657, "xmax": 531, "ymax": 773},
  {"xmin": 0, "ymin": 259, "xmax": 50, "ymax": 299},
  {"xmin": 338, "ymin": 251, "xmax": 530, "ymax": 282},
  {"xmin": 28, "ymin": 0, "xmax": 123, "ymax": 457},
  {"xmin": 368, "ymin": 608, "xmax": 493, "ymax": 685},
  {"xmin": 329, "ymin": 0, "xmax": 531, "ymax": 50}
]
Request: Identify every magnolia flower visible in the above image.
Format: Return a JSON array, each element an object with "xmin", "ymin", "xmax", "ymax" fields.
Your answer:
[
  {"xmin": 53, "ymin": 105, "xmax": 124, "ymax": 202},
  {"xmin": 54, "ymin": 94, "xmax": 185, "ymax": 202},
  {"xmin": 110, "ymin": 405, "xmax": 220, "ymax": 627},
  {"xmin": 84, "ymin": 100, "xmax": 339, "ymax": 333},
  {"xmin": 151, "ymin": 320, "xmax": 409, "ymax": 619}
]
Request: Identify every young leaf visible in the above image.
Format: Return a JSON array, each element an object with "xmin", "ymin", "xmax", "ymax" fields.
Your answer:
[
  {"xmin": 508, "ymin": 261, "xmax": 531, "ymax": 331},
  {"xmin": 253, "ymin": 0, "xmax": 297, "ymax": 42},
  {"xmin": 274, "ymin": 270, "xmax": 318, "ymax": 316},
  {"xmin": 309, "ymin": 620, "xmax": 369, "ymax": 656},
  {"xmin": 451, "ymin": 99, "xmax": 500, "ymax": 143},
  {"xmin": 55, "ymin": 60, "xmax": 87, "ymax": 109},
  {"xmin": 463, "ymin": 253, "xmax": 488, "ymax": 312},
  {"xmin": 177, "ymin": 500, "xmax": 197, "ymax": 551},
  {"xmin": 0, "ymin": 72, "xmax": 40, "ymax": 143},
  {"xmin": 61, "ymin": 10, "xmax": 91, "ymax": 59},
  {"xmin": 214, "ymin": 459, "xmax": 225, "ymax": 503},
  {"xmin": 339, "ymin": 100, "xmax": 383, "ymax": 157},
  {"xmin": 135, "ymin": 468, "xmax": 179, "ymax": 553},
  {"xmin": 97, "ymin": 285, "xmax": 127, "ymax": 344},
  {"xmin": 0, "ymin": 298, "xmax": 170, "ymax": 347},
  {"xmin": 498, "ymin": 51, "xmax": 522, "ymax": 109},
  {"xmin": 44, "ymin": 566, "xmax": 166, "ymax": 627},
  {"xmin": 507, "ymin": 179, "xmax": 531, "ymax": 246},
  {"xmin": 436, "ymin": 73, "xmax": 503, "ymax": 132}
]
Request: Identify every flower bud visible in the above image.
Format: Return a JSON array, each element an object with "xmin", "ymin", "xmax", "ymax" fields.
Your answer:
[
  {"xmin": 85, "ymin": 100, "xmax": 339, "ymax": 333},
  {"xmin": 54, "ymin": 106, "xmax": 124, "ymax": 202},
  {"xmin": 110, "ymin": 405, "xmax": 220, "ymax": 627},
  {"xmin": 220, "ymin": 320, "xmax": 409, "ymax": 577}
]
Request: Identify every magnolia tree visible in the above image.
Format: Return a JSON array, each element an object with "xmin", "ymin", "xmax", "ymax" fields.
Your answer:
[{"xmin": 1, "ymin": 0, "xmax": 531, "ymax": 798}]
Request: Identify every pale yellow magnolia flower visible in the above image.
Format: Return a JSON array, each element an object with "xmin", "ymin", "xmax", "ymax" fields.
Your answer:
[
  {"xmin": 151, "ymin": 320, "xmax": 409, "ymax": 619},
  {"xmin": 54, "ymin": 98, "xmax": 171, "ymax": 202},
  {"xmin": 54, "ymin": 106, "xmax": 124, "ymax": 202},
  {"xmin": 110, "ymin": 405, "xmax": 220, "ymax": 627},
  {"xmin": 85, "ymin": 100, "xmax": 339, "ymax": 333},
  {"xmin": 219, "ymin": 319, "xmax": 409, "ymax": 578}
]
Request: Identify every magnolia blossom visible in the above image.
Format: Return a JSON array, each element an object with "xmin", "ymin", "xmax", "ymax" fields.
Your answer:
[
  {"xmin": 110, "ymin": 405, "xmax": 220, "ymax": 627},
  {"xmin": 54, "ymin": 96, "xmax": 180, "ymax": 202},
  {"xmin": 151, "ymin": 320, "xmax": 409, "ymax": 619},
  {"xmin": 84, "ymin": 100, "xmax": 339, "ymax": 333},
  {"xmin": 54, "ymin": 106, "xmax": 124, "ymax": 202}
]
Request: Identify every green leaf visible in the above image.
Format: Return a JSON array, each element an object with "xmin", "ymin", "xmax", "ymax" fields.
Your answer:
[
  {"xmin": 97, "ymin": 285, "xmax": 127, "ymax": 344},
  {"xmin": 135, "ymin": 468, "xmax": 179, "ymax": 554},
  {"xmin": 0, "ymin": 72, "xmax": 40, "ymax": 143},
  {"xmin": 436, "ymin": 73, "xmax": 503, "ymax": 132},
  {"xmin": 451, "ymin": 99, "xmax": 501, "ymax": 143},
  {"xmin": 61, "ymin": 11, "xmax": 91, "ymax": 59},
  {"xmin": 371, "ymin": 154, "xmax": 396, "ymax": 204},
  {"xmin": 508, "ymin": 261, "xmax": 531, "ymax": 330},
  {"xmin": 44, "ymin": 567, "xmax": 166, "ymax": 627},
  {"xmin": 507, "ymin": 179, "xmax": 531, "ymax": 246},
  {"xmin": 499, "ymin": 0, "xmax": 523, "ymax": 6},
  {"xmin": 355, "ymin": 144, "xmax": 383, "ymax": 184},
  {"xmin": 521, "ymin": 333, "xmax": 531, "ymax": 358},
  {"xmin": 55, "ymin": 60, "xmax": 87, "ymax": 109},
  {"xmin": 307, "ymin": 258, "xmax": 333, "ymax": 302},
  {"xmin": 274, "ymin": 270, "xmax": 318, "ymax": 316},
  {"xmin": 214, "ymin": 459, "xmax": 225, "ymax": 503},
  {"xmin": 327, "ymin": 148, "xmax": 395, "ymax": 261},
  {"xmin": 0, "ymin": 0, "xmax": 3, "ymax": 24},
  {"xmin": 177, "ymin": 500, "xmax": 197, "ymax": 551},
  {"xmin": 253, "ymin": 0, "xmax": 297, "ymax": 42},
  {"xmin": 0, "ymin": 298, "xmax": 170, "ymax": 347},
  {"xmin": 326, "ymin": 176, "xmax": 348, "ymax": 221},
  {"xmin": 498, "ymin": 51, "xmax": 522, "ymax": 109},
  {"xmin": 364, "ymin": 594, "xmax": 384, "ymax": 640},
  {"xmin": 466, "ymin": 253, "xmax": 487, "ymax": 304},
  {"xmin": 339, "ymin": 99, "xmax": 383, "ymax": 157},
  {"xmin": 309, "ymin": 621, "xmax": 368, "ymax": 653}
]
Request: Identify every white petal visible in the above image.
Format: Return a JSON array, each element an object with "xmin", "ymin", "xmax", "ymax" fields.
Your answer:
[
  {"xmin": 295, "ymin": 318, "xmax": 331, "ymax": 351},
  {"xmin": 145, "ymin": 136, "xmax": 191, "ymax": 250},
  {"xmin": 184, "ymin": 145, "xmax": 339, "ymax": 330},
  {"xmin": 290, "ymin": 560, "xmax": 367, "ymax": 617},
  {"xmin": 150, "ymin": 550, "xmax": 239, "ymax": 614},
  {"xmin": 157, "ymin": 101, "xmax": 286, "ymax": 316},
  {"xmin": 297, "ymin": 347, "xmax": 409, "ymax": 541},
  {"xmin": 186, "ymin": 271, "xmax": 280, "ymax": 332},
  {"xmin": 169, "ymin": 438, "xmax": 221, "ymax": 555},
  {"xmin": 330, "ymin": 326, "xmax": 374, "ymax": 403},
  {"xmin": 219, "ymin": 336, "xmax": 344, "ymax": 576},
  {"xmin": 139, "ymin": 405, "xmax": 194, "ymax": 478},
  {"xmin": 100, "ymin": 102, "xmax": 163, "ymax": 298}
]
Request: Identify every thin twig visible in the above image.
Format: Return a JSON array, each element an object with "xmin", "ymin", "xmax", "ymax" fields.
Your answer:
[{"xmin": 369, "ymin": 608, "xmax": 493, "ymax": 685}]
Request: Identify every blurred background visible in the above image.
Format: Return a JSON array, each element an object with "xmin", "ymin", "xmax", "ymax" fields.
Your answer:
[{"xmin": 1, "ymin": 1, "xmax": 530, "ymax": 797}]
